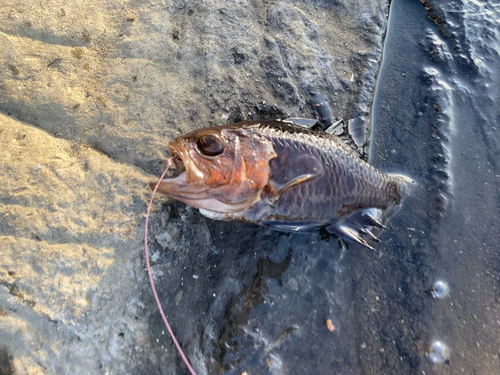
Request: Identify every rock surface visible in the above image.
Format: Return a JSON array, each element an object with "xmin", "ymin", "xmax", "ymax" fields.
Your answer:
[{"xmin": 0, "ymin": 0, "xmax": 389, "ymax": 374}]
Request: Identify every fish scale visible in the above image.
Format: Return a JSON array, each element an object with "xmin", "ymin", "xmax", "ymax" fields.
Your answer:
[{"xmin": 254, "ymin": 122, "xmax": 399, "ymax": 215}]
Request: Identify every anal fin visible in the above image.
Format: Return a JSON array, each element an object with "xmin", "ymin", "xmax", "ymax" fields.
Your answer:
[
  {"xmin": 327, "ymin": 224, "xmax": 375, "ymax": 250},
  {"xmin": 326, "ymin": 208, "xmax": 386, "ymax": 249},
  {"xmin": 361, "ymin": 210, "xmax": 386, "ymax": 229},
  {"xmin": 359, "ymin": 228, "xmax": 380, "ymax": 242}
]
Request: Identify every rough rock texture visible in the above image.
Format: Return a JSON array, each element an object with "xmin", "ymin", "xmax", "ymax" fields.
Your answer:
[
  {"xmin": 0, "ymin": 0, "xmax": 389, "ymax": 374},
  {"xmin": 0, "ymin": 114, "xmax": 155, "ymax": 374},
  {"xmin": 0, "ymin": 0, "xmax": 387, "ymax": 174}
]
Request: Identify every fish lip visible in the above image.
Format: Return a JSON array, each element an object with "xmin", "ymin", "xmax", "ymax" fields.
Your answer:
[
  {"xmin": 168, "ymin": 142, "xmax": 186, "ymax": 173},
  {"xmin": 153, "ymin": 140, "xmax": 209, "ymax": 199},
  {"xmin": 168, "ymin": 141, "xmax": 180, "ymax": 159}
]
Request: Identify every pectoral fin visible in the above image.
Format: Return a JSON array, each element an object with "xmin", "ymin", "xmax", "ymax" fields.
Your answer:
[
  {"xmin": 326, "ymin": 224, "xmax": 375, "ymax": 250},
  {"xmin": 266, "ymin": 155, "xmax": 324, "ymax": 200},
  {"xmin": 267, "ymin": 173, "xmax": 315, "ymax": 197}
]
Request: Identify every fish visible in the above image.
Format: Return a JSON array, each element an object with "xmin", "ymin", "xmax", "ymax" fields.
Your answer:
[{"xmin": 151, "ymin": 119, "xmax": 414, "ymax": 249}]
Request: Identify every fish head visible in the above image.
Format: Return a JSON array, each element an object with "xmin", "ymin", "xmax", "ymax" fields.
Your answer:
[{"xmin": 153, "ymin": 125, "xmax": 277, "ymax": 213}]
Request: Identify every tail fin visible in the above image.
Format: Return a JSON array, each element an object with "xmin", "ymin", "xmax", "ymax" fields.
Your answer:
[
  {"xmin": 385, "ymin": 173, "xmax": 427, "ymax": 223},
  {"xmin": 388, "ymin": 174, "xmax": 417, "ymax": 204}
]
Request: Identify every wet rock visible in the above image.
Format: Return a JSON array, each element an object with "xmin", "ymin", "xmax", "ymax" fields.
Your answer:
[
  {"xmin": 0, "ymin": 0, "xmax": 388, "ymax": 175},
  {"xmin": 0, "ymin": 0, "xmax": 389, "ymax": 374}
]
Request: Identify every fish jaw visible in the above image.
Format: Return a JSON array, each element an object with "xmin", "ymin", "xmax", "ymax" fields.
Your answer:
[
  {"xmin": 152, "ymin": 173, "xmax": 263, "ymax": 213},
  {"xmin": 151, "ymin": 172, "xmax": 209, "ymax": 201}
]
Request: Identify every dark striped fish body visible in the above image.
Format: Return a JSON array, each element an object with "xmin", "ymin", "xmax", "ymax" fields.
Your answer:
[
  {"xmin": 238, "ymin": 122, "xmax": 405, "ymax": 229},
  {"xmin": 154, "ymin": 121, "xmax": 413, "ymax": 248}
]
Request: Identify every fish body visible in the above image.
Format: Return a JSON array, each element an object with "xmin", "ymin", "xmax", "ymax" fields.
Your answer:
[{"xmin": 154, "ymin": 120, "xmax": 412, "ymax": 248}]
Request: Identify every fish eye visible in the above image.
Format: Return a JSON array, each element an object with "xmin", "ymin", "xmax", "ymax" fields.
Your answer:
[{"xmin": 196, "ymin": 134, "xmax": 225, "ymax": 156}]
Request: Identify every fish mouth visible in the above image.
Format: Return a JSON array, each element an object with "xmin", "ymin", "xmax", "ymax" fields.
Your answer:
[
  {"xmin": 149, "ymin": 142, "xmax": 209, "ymax": 200},
  {"xmin": 168, "ymin": 142, "xmax": 187, "ymax": 174},
  {"xmin": 150, "ymin": 141, "xmax": 259, "ymax": 214}
]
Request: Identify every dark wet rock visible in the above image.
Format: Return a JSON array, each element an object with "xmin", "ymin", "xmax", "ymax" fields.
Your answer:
[
  {"xmin": 368, "ymin": 0, "xmax": 500, "ymax": 374},
  {"xmin": 0, "ymin": 347, "xmax": 14, "ymax": 375}
]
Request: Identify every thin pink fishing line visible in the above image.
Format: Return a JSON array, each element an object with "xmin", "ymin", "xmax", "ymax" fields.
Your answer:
[{"xmin": 145, "ymin": 157, "xmax": 198, "ymax": 375}]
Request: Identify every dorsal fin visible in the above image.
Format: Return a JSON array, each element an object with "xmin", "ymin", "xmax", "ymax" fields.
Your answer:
[{"xmin": 282, "ymin": 118, "xmax": 318, "ymax": 128}]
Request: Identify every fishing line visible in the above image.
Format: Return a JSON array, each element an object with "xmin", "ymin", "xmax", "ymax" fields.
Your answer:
[{"xmin": 145, "ymin": 157, "xmax": 198, "ymax": 375}]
